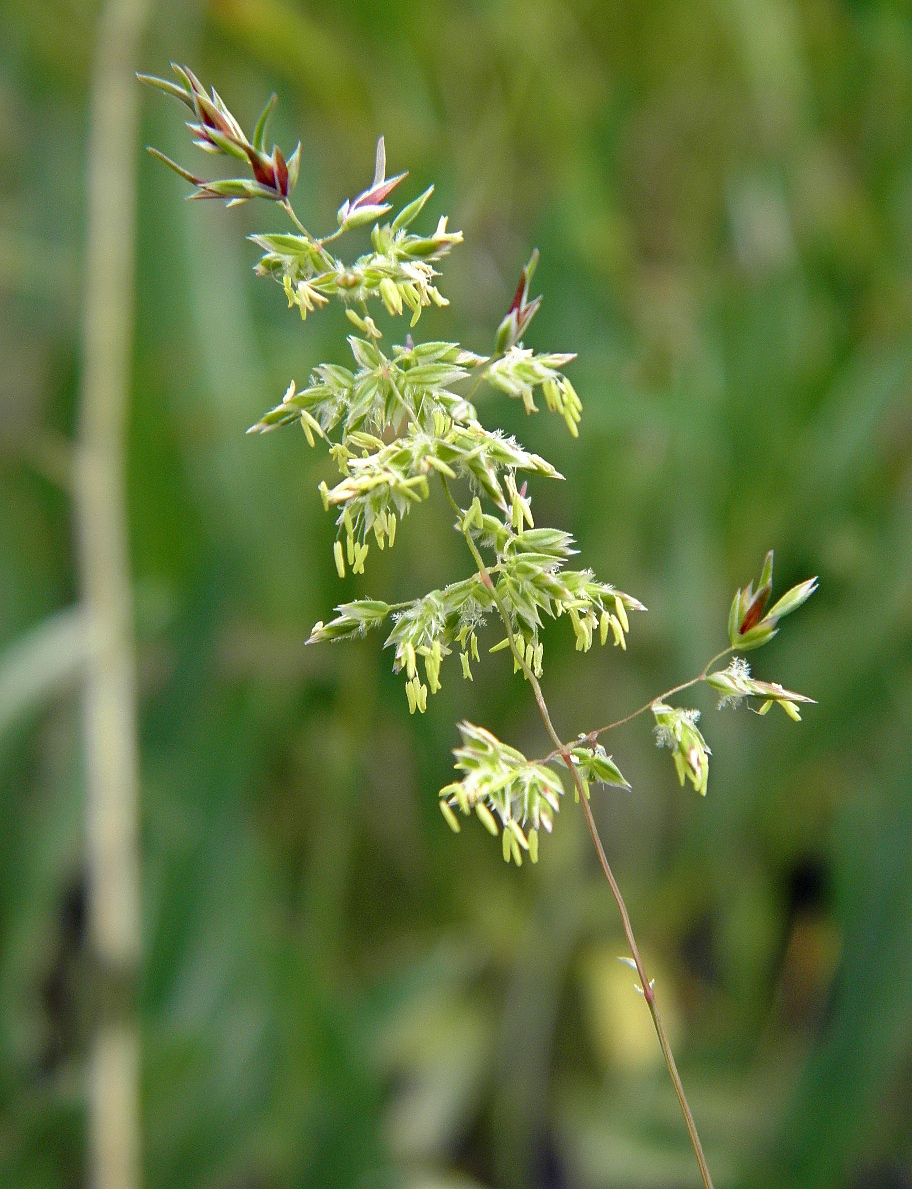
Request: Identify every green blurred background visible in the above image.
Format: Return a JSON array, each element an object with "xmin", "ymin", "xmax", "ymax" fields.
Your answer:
[{"xmin": 2, "ymin": 0, "xmax": 912, "ymax": 1186}]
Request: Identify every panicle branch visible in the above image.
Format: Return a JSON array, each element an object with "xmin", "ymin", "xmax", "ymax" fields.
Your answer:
[
  {"xmin": 143, "ymin": 55, "xmax": 816, "ymax": 867},
  {"xmin": 144, "ymin": 68, "xmax": 819, "ymax": 1189}
]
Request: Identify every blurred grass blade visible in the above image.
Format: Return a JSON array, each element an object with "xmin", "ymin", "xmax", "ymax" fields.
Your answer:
[{"xmin": 0, "ymin": 607, "xmax": 91, "ymax": 739}]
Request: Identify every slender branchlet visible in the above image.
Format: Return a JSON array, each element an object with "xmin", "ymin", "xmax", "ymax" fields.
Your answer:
[{"xmin": 142, "ymin": 66, "xmax": 819, "ymax": 1189}]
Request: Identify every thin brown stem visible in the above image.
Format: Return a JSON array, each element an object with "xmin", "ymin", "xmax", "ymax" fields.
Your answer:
[
  {"xmin": 441, "ymin": 477, "xmax": 716, "ymax": 1189},
  {"xmin": 541, "ymin": 646, "xmax": 734, "ymax": 765},
  {"xmin": 575, "ymin": 787, "xmax": 715, "ymax": 1189},
  {"xmin": 281, "ymin": 198, "xmax": 312, "ymax": 238}
]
